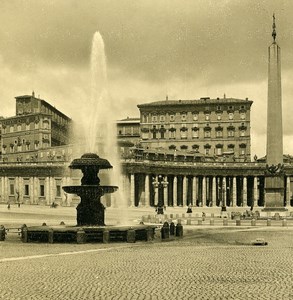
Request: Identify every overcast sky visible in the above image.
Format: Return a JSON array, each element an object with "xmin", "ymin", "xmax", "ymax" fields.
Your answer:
[{"xmin": 1, "ymin": 0, "xmax": 293, "ymax": 157}]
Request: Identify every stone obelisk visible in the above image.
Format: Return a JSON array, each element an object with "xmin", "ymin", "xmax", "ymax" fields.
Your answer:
[{"xmin": 264, "ymin": 15, "xmax": 285, "ymax": 209}]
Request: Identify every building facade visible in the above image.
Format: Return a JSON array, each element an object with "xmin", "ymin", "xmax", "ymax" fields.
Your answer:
[
  {"xmin": 1, "ymin": 93, "xmax": 72, "ymax": 163},
  {"xmin": 138, "ymin": 97, "xmax": 252, "ymax": 162}
]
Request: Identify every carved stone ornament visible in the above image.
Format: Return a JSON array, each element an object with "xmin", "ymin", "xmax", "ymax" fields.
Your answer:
[{"xmin": 265, "ymin": 163, "xmax": 284, "ymax": 176}]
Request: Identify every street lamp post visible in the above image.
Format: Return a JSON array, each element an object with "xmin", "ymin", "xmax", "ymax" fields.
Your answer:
[{"xmin": 152, "ymin": 175, "xmax": 168, "ymax": 214}]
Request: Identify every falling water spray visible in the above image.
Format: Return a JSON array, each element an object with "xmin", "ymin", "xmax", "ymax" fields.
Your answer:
[{"xmin": 84, "ymin": 32, "xmax": 129, "ymax": 224}]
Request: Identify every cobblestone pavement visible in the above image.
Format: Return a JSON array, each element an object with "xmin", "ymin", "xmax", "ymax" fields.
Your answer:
[{"xmin": 1, "ymin": 227, "xmax": 293, "ymax": 300}]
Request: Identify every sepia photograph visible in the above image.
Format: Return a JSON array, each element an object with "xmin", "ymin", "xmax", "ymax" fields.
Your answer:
[{"xmin": 0, "ymin": 1, "xmax": 293, "ymax": 299}]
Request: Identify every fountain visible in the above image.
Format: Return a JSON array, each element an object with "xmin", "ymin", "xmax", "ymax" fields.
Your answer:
[
  {"xmin": 62, "ymin": 153, "xmax": 117, "ymax": 226},
  {"xmin": 18, "ymin": 32, "xmax": 156, "ymax": 244},
  {"xmin": 20, "ymin": 153, "xmax": 155, "ymax": 243}
]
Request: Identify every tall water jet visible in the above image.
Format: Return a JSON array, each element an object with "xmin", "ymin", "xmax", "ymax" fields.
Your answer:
[{"xmin": 84, "ymin": 31, "xmax": 129, "ymax": 224}]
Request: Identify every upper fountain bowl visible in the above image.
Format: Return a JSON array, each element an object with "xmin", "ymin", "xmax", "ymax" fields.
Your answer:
[{"xmin": 69, "ymin": 153, "xmax": 113, "ymax": 170}]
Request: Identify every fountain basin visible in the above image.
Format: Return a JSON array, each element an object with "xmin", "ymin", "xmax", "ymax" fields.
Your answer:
[
  {"xmin": 21, "ymin": 224, "xmax": 156, "ymax": 244},
  {"xmin": 63, "ymin": 185, "xmax": 118, "ymax": 196}
]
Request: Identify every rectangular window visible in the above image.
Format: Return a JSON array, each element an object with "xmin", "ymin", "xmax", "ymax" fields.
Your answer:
[
  {"xmin": 180, "ymin": 131, "xmax": 187, "ymax": 139},
  {"xmin": 228, "ymin": 130, "xmax": 234, "ymax": 137},
  {"xmin": 40, "ymin": 185, "xmax": 45, "ymax": 197},
  {"xmin": 10, "ymin": 183, "xmax": 15, "ymax": 195},
  {"xmin": 240, "ymin": 130, "xmax": 245, "ymax": 137},
  {"xmin": 152, "ymin": 116, "xmax": 157, "ymax": 122},
  {"xmin": 217, "ymin": 114, "xmax": 221, "ymax": 120},
  {"xmin": 216, "ymin": 148, "xmax": 222, "ymax": 155},
  {"xmin": 181, "ymin": 114, "xmax": 187, "ymax": 121},
  {"xmin": 205, "ymin": 148, "xmax": 210, "ymax": 155},
  {"xmin": 229, "ymin": 113, "xmax": 234, "ymax": 120},
  {"xmin": 216, "ymin": 131, "xmax": 223, "ymax": 138},
  {"xmin": 193, "ymin": 114, "xmax": 198, "ymax": 121},
  {"xmin": 170, "ymin": 115, "xmax": 175, "ymax": 122},
  {"xmin": 205, "ymin": 114, "xmax": 210, "ymax": 121},
  {"xmin": 24, "ymin": 184, "xmax": 29, "ymax": 196},
  {"xmin": 56, "ymin": 185, "xmax": 61, "ymax": 197},
  {"xmin": 204, "ymin": 131, "xmax": 211, "ymax": 138},
  {"xmin": 192, "ymin": 130, "xmax": 199, "ymax": 139}
]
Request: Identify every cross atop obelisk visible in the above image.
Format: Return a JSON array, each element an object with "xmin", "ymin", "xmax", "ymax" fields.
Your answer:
[{"xmin": 272, "ymin": 14, "xmax": 276, "ymax": 42}]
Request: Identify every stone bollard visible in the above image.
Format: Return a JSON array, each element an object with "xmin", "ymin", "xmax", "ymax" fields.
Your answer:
[
  {"xmin": 127, "ymin": 229, "xmax": 136, "ymax": 243},
  {"xmin": 223, "ymin": 218, "xmax": 228, "ymax": 226},
  {"xmin": 251, "ymin": 219, "xmax": 256, "ymax": 226},
  {"xmin": 282, "ymin": 219, "xmax": 287, "ymax": 227},
  {"xmin": 267, "ymin": 219, "xmax": 271, "ymax": 226},
  {"xmin": 187, "ymin": 218, "xmax": 192, "ymax": 225},
  {"xmin": 103, "ymin": 230, "xmax": 110, "ymax": 243},
  {"xmin": 236, "ymin": 219, "xmax": 241, "ymax": 226},
  {"xmin": 170, "ymin": 222, "xmax": 175, "ymax": 236},
  {"xmin": 170, "ymin": 213, "xmax": 174, "ymax": 219},
  {"xmin": 76, "ymin": 229, "xmax": 86, "ymax": 244},
  {"xmin": 0, "ymin": 225, "xmax": 6, "ymax": 241},
  {"xmin": 22, "ymin": 226, "xmax": 28, "ymax": 243},
  {"xmin": 175, "ymin": 222, "xmax": 183, "ymax": 238},
  {"xmin": 21, "ymin": 224, "xmax": 27, "ymax": 242},
  {"xmin": 210, "ymin": 219, "xmax": 214, "ymax": 226},
  {"xmin": 197, "ymin": 219, "xmax": 202, "ymax": 225},
  {"xmin": 161, "ymin": 222, "xmax": 170, "ymax": 240},
  {"xmin": 146, "ymin": 227, "xmax": 154, "ymax": 241},
  {"xmin": 48, "ymin": 228, "xmax": 54, "ymax": 244}
]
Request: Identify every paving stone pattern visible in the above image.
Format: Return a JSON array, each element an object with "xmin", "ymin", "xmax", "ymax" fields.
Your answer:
[{"xmin": 1, "ymin": 228, "xmax": 293, "ymax": 300}]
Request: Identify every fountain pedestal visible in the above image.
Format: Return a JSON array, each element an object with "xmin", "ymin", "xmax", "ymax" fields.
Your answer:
[{"xmin": 63, "ymin": 153, "xmax": 118, "ymax": 226}]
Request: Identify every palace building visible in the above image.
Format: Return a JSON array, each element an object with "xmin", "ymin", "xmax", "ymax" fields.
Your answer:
[
  {"xmin": 138, "ymin": 96, "xmax": 252, "ymax": 162},
  {"xmin": 1, "ymin": 93, "xmax": 72, "ymax": 163}
]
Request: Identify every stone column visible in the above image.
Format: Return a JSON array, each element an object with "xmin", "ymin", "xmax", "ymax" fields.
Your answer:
[
  {"xmin": 130, "ymin": 174, "xmax": 135, "ymax": 207},
  {"xmin": 212, "ymin": 176, "xmax": 216, "ymax": 207},
  {"xmin": 202, "ymin": 176, "xmax": 206, "ymax": 207},
  {"xmin": 164, "ymin": 176, "xmax": 168, "ymax": 207},
  {"xmin": 222, "ymin": 177, "xmax": 226, "ymax": 207},
  {"xmin": 29, "ymin": 177, "xmax": 34, "ymax": 204},
  {"xmin": 182, "ymin": 176, "xmax": 187, "ymax": 206},
  {"xmin": 232, "ymin": 177, "xmax": 237, "ymax": 207},
  {"xmin": 18, "ymin": 177, "xmax": 24, "ymax": 203},
  {"xmin": 145, "ymin": 174, "xmax": 150, "ymax": 207},
  {"xmin": 50, "ymin": 177, "xmax": 55, "ymax": 205},
  {"xmin": 4, "ymin": 177, "xmax": 9, "ymax": 203},
  {"xmin": 33, "ymin": 177, "xmax": 40, "ymax": 204},
  {"xmin": 173, "ymin": 176, "xmax": 177, "ymax": 207},
  {"xmin": 45, "ymin": 177, "xmax": 50, "ymax": 205},
  {"xmin": 1, "ymin": 177, "xmax": 4, "ymax": 202},
  {"xmin": 286, "ymin": 176, "xmax": 291, "ymax": 208},
  {"xmin": 243, "ymin": 176, "xmax": 247, "ymax": 207},
  {"xmin": 193, "ymin": 176, "xmax": 197, "ymax": 205},
  {"xmin": 253, "ymin": 176, "xmax": 258, "ymax": 208}
]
